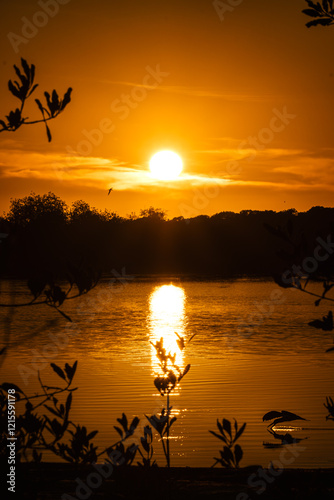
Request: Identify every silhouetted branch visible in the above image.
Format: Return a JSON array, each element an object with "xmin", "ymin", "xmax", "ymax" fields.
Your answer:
[{"xmin": 0, "ymin": 58, "xmax": 72, "ymax": 142}]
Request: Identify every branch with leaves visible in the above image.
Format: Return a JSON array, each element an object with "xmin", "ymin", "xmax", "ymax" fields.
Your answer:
[
  {"xmin": 0, "ymin": 361, "xmax": 140, "ymax": 465},
  {"xmin": 0, "ymin": 58, "xmax": 72, "ymax": 142},
  {"xmin": 0, "ymin": 265, "xmax": 101, "ymax": 322},
  {"xmin": 264, "ymin": 220, "xmax": 334, "ymax": 352},
  {"xmin": 149, "ymin": 335, "xmax": 192, "ymax": 467},
  {"xmin": 209, "ymin": 418, "xmax": 246, "ymax": 468},
  {"xmin": 303, "ymin": 1, "xmax": 334, "ymax": 28}
]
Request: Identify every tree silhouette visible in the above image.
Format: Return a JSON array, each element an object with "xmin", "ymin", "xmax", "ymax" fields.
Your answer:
[{"xmin": 6, "ymin": 192, "xmax": 68, "ymax": 227}]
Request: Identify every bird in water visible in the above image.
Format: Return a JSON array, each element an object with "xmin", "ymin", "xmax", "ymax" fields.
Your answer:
[
  {"xmin": 263, "ymin": 428, "xmax": 308, "ymax": 448},
  {"xmin": 262, "ymin": 410, "xmax": 306, "ymax": 429},
  {"xmin": 175, "ymin": 332, "xmax": 196, "ymax": 351}
]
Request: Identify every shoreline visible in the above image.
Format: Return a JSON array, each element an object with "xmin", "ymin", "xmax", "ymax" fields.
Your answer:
[{"xmin": 10, "ymin": 464, "xmax": 334, "ymax": 499}]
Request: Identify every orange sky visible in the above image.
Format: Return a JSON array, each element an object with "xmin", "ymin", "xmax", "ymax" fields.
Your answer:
[{"xmin": 0, "ymin": 0, "xmax": 334, "ymax": 218}]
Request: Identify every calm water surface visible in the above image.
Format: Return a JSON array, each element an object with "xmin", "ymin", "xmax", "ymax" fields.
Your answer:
[{"xmin": 1, "ymin": 278, "xmax": 334, "ymax": 467}]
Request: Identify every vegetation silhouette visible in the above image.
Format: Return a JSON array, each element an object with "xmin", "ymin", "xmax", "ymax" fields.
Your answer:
[
  {"xmin": 324, "ymin": 397, "xmax": 334, "ymax": 420},
  {"xmin": 264, "ymin": 216, "xmax": 334, "ymax": 421},
  {"xmin": 3, "ymin": 194, "xmax": 334, "ymax": 282},
  {"xmin": 148, "ymin": 335, "xmax": 191, "ymax": 467},
  {"xmin": 209, "ymin": 418, "xmax": 246, "ymax": 468},
  {"xmin": 303, "ymin": 0, "xmax": 334, "ymax": 28},
  {"xmin": 0, "ymin": 361, "xmax": 140, "ymax": 469},
  {"xmin": 0, "ymin": 58, "xmax": 72, "ymax": 142}
]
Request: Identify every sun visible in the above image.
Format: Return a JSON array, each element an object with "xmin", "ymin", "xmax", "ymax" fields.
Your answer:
[{"xmin": 149, "ymin": 150, "xmax": 183, "ymax": 180}]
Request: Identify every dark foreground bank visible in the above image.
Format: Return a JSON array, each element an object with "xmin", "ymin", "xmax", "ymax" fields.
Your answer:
[{"xmin": 9, "ymin": 464, "xmax": 334, "ymax": 500}]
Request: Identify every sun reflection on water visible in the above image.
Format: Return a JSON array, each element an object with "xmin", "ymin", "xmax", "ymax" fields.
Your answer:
[{"xmin": 148, "ymin": 284, "xmax": 186, "ymax": 375}]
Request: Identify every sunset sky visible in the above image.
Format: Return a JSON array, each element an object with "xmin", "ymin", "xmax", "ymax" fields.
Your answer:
[{"xmin": 0, "ymin": 0, "xmax": 334, "ymax": 218}]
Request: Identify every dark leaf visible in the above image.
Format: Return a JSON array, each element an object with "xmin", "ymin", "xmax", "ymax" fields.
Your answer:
[
  {"xmin": 28, "ymin": 83, "xmax": 39, "ymax": 97},
  {"xmin": 44, "ymin": 404, "xmax": 60, "ymax": 417},
  {"xmin": 1, "ymin": 382, "xmax": 24, "ymax": 394},
  {"xmin": 114, "ymin": 426, "xmax": 123, "ymax": 438},
  {"xmin": 87, "ymin": 430, "xmax": 98, "ymax": 441},
  {"xmin": 221, "ymin": 446, "xmax": 234, "ymax": 462},
  {"xmin": 235, "ymin": 422, "xmax": 246, "ymax": 441},
  {"xmin": 50, "ymin": 363, "xmax": 66, "ymax": 380},
  {"xmin": 65, "ymin": 392, "xmax": 72, "ymax": 415},
  {"xmin": 323, "ymin": 0, "xmax": 329, "ymax": 11},
  {"xmin": 306, "ymin": 18, "xmax": 334, "ymax": 26},
  {"xmin": 169, "ymin": 416, "xmax": 177, "ymax": 427},
  {"xmin": 129, "ymin": 416, "xmax": 140, "ymax": 433},
  {"xmin": 61, "ymin": 87, "xmax": 73, "ymax": 111},
  {"xmin": 45, "ymin": 121, "xmax": 52, "ymax": 142},
  {"xmin": 217, "ymin": 419, "xmax": 224, "ymax": 435},
  {"xmin": 234, "ymin": 444, "xmax": 243, "ymax": 466},
  {"xmin": 223, "ymin": 418, "xmax": 232, "ymax": 438},
  {"xmin": 302, "ymin": 8, "xmax": 323, "ymax": 16},
  {"xmin": 141, "ymin": 437, "xmax": 150, "ymax": 452},
  {"xmin": 209, "ymin": 430, "xmax": 228, "ymax": 443},
  {"xmin": 8, "ymin": 80, "xmax": 20, "ymax": 99}
]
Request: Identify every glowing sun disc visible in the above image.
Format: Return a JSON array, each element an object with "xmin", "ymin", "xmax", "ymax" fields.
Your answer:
[{"xmin": 149, "ymin": 150, "xmax": 183, "ymax": 180}]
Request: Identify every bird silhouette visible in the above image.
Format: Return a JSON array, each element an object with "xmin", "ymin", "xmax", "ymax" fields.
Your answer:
[
  {"xmin": 108, "ymin": 188, "xmax": 113, "ymax": 195},
  {"xmin": 262, "ymin": 410, "xmax": 306, "ymax": 429},
  {"xmin": 175, "ymin": 332, "xmax": 196, "ymax": 351},
  {"xmin": 263, "ymin": 428, "xmax": 308, "ymax": 448}
]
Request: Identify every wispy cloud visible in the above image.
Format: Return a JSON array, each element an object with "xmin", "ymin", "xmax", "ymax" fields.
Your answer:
[
  {"xmin": 1, "ymin": 146, "xmax": 334, "ymax": 195},
  {"xmin": 0, "ymin": 149, "xmax": 230, "ymax": 192},
  {"xmin": 100, "ymin": 81, "xmax": 275, "ymax": 102}
]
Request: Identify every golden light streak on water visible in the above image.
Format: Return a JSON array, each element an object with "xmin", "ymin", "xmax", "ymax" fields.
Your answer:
[{"xmin": 148, "ymin": 284, "xmax": 186, "ymax": 375}]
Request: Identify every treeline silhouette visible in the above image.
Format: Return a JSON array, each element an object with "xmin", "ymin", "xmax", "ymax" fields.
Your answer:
[{"xmin": 1, "ymin": 192, "xmax": 334, "ymax": 279}]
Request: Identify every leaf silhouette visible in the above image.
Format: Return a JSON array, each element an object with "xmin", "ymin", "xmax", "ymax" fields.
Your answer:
[
  {"xmin": 50, "ymin": 363, "xmax": 66, "ymax": 381},
  {"xmin": 234, "ymin": 444, "xmax": 243, "ymax": 466}
]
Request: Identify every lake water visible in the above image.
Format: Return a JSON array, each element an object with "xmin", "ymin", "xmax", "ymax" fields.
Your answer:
[{"xmin": 1, "ymin": 277, "xmax": 334, "ymax": 468}]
